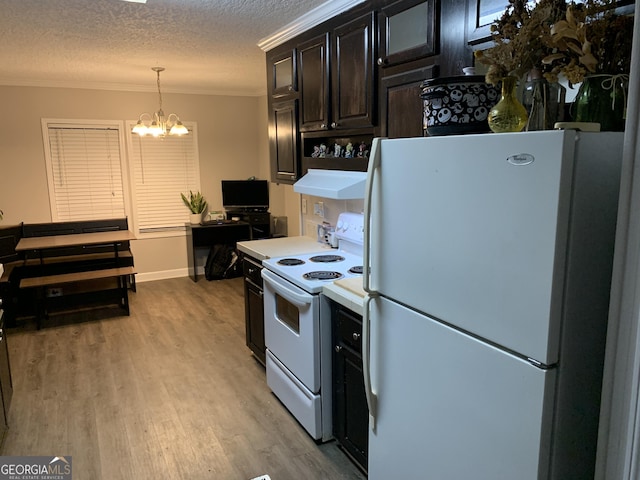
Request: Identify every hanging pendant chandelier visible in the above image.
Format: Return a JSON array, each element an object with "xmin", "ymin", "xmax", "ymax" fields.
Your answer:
[{"xmin": 132, "ymin": 67, "xmax": 189, "ymax": 137}]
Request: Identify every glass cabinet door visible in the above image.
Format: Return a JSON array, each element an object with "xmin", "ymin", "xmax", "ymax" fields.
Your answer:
[
  {"xmin": 378, "ymin": 0, "xmax": 436, "ymax": 67},
  {"xmin": 468, "ymin": 0, "xmax": 508, "ymax": 45},
  {"xmin": 271, "ymin": 50, "xmax": 296, "ymax": 97}
]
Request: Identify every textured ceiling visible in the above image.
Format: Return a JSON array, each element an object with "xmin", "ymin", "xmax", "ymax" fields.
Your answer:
[{"xmin": 0, "ymin": 0, "xmax": 350, "ymax": 96}]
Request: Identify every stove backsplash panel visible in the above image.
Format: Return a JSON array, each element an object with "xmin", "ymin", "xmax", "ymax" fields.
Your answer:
[{"xmin": 301, "ymin": 194, "xmax": 364, "ymax": 243}]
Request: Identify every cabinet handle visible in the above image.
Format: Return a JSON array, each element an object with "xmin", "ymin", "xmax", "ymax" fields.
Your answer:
[
  {"xmin": 248, "ymin": 267, "xmax": 256, "ymax": 274},
  {"xmin": 288, "ymin": 85, "xmax": 293, "ymax": 92},
  {"xmin": 321, "ymin": 123, "xmax": 327, "ymax": 129},
  {"xmin": 377, "ymin": 57, "xmax": 387, "ymax": 66},
  {"xmin": 352, "ymin": 332, "xmax": 361, "ymax": 341},
  {"xmin": 335, "ymin": 345, "xmax": 343, "ymax": 353},
  {"xmin": 331, "ymin": 122, "xmax": 338, "ymax": 128}
]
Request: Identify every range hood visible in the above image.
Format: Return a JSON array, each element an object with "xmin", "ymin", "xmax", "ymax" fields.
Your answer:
[{"xmin": 293, "ymin": 169, "xmax": 367, "ymax": 199}]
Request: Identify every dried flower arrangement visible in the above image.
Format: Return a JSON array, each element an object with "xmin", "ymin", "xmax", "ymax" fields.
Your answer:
[
  {"xmin": 475, "ymin": 0, "xmax": 634, "ymax": 85},
  {"xmin": 544, "ymin": 1, "xmax": 633, "ymax": 83}
]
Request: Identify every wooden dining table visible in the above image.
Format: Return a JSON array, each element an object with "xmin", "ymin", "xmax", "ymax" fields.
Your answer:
[{"xmin": 15, "ymin": 230, "xmax": 137, "ymax": 263}]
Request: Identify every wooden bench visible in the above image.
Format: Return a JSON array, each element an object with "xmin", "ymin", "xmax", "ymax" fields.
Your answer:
[{"xmin": 20, "ymin": 266, "xmax": 136, "ymax": 329}]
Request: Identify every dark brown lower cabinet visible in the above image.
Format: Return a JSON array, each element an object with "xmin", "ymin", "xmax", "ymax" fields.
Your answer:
[
  {"xmin": 0, "ymin": 310, "xmax": 13, "ymax": 448},
  {"xmin": 331, "ymin": 303, "xmax": 368, "ymax": 473},
  {"xmin": 243, "ymin": 255, "xmax": 266, "ymax": 365}
]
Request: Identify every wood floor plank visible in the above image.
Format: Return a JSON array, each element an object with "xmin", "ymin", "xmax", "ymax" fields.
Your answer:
[{"xmin": 1, "ymin": 276, "xmax": 367, "ymax": 480}]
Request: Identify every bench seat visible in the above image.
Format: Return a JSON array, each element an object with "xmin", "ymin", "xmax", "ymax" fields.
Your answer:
[
  {"xmin": 20, "ymin": 266, "xmax": 136, "ymax": 289},
  {"xmin": 20, "ymin": 266, "xmax": 136, "ymax": 329}
]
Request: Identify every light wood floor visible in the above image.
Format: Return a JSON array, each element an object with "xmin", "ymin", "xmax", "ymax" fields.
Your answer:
[{"xmin": 2, "ymin": 276, "xmax": 367, "ymax": 480}]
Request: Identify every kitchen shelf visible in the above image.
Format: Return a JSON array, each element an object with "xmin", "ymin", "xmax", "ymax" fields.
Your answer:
[{"xmin": 300, "ymin": 131, "xmax": 372, "ymax": 174}]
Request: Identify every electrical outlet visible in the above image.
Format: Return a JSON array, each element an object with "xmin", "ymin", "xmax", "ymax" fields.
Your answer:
[
  {"xmin": 46, "ymin": 287, "xmax": 63, "ymax": 298},
  {"xmin": 301, "ymin": 198, "xmax": 307, "ymax": 214},
  {"xmin": 314, "ymin": 201, "xmax": 324, "ymax": 218}
]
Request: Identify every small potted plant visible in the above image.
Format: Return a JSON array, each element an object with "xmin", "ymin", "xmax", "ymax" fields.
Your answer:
[{"xmin": 181, "ymin": 191, "xmax": 208, "ymax": 224}]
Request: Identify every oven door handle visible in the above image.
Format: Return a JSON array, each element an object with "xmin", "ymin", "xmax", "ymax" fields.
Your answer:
[{"xmin": 261, "ymin": 268, "xmax": 314, "ymax": 308}]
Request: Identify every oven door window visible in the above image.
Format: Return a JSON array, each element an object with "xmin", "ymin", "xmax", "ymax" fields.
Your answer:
[{"xmin": 275, "ymin": 293, "xmax": 300, "ymax": 333}]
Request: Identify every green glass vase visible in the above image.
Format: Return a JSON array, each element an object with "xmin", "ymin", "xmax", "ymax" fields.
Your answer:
[
  {"xmin": 574, "ymin": 74, "xmax": 628, "ymax": 132},
  {"xmin": 488, "ymin": 76, "xmax": 528, "ymax": 133}
]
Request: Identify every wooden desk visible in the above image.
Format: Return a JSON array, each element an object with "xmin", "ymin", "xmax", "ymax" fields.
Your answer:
[{"xmin": 187, "ymin": 222, "xmax": 251, "ymax": 282}]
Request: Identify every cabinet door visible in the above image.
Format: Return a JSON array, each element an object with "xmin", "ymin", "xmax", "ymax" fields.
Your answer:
[
  {"xmin": 332, "ymin": 306, "xmax": 368, "ymax": 472},
  {"xmin": 467, "ymin": 0, "xmax": 506, "ymax": 45},
  {"xmin": 378, "ymin": 0, "xmax": 437, "ymax": 67},
  {"xmin": 0, "ymin": 316, "xmax": 11, "ymax": 433},
  {"xmin": 270, "ymin": 99, "xmax": 300, "ymax": 184},
  {"xmin": 298, "ymin": 34, "xmax": 330, "ymax": 132},
  {"xmin": 244, "ymin": 278, "xmax": 265, "ymax": 364},
  {"xmin": 332, "ymin": 12, "xmax": 376, "ymax": 130},
  {"xmin": 270, "ymin": 49, "xmax": 297, "ymax": 98},
  {"xmin": 380, "ymin": 64, "xmax": 438, "ymax": 138}
]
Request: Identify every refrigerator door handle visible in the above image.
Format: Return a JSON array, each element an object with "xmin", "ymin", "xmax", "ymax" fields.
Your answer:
[
  {"xmin": 364, "ymin": 137, "xmax": 383, "ymax": 295},
  {"xmin": 363, "ymin": 293, "xmax": 378, "ymax": 431}
]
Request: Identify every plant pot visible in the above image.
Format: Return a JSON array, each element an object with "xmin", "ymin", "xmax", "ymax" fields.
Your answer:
[
  {"xmin": 190, "ymin": 213, "xmax": 203, "ymax": 224},
  {"xmin": 421, "ymin": 75, "xmax": 500, "ymax": 136}
]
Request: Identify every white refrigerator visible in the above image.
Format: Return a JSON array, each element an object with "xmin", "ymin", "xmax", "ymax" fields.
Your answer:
[{"xmin": 362, "ymin": 131, "xmax": 623, "ymax": 480}]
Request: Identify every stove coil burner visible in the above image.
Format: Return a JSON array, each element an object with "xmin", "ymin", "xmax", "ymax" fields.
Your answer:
[
  {"xmin": 277, "ymin": 258, "xmax": 305, "ymax": 266},
  {"xmin": 349, "ymin": 265, "xmax": 364, "ymax": 274},
  {"xmin": 303, "ymin": 271, "xmax": 344, "ymax": 281},
  {"xmin": 309, "ymin": 254, "xmax": 345, "ymax": 263}
]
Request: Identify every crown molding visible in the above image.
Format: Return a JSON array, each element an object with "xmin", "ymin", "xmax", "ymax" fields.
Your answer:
[
  {"xmin": 0, "ymin": 78, "xmax": 267, "ymax": 97},
  {"xmin": 257, "ymin": 0, "xmax": 366, "ymax": 51}
]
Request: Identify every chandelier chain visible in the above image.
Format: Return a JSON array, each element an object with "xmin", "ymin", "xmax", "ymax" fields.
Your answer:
[{"xmin": 156, "ymin": 69, "xmax": 163, "ymax": 111}]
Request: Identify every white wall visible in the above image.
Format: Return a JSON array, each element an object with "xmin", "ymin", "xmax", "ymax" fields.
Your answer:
[{"xmin": 0, "ymin": 85, "xmax": 297, "ymax": 278}]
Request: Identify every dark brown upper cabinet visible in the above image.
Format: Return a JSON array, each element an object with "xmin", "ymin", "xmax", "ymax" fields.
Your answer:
[
  {"xmin": 378, "ymin": 0, "xmax": 437, "ymax": 68},
  {"xmin": 467, "ymin": 0, "xmax": 506, "ymax": 45},
  {"xmin": 270, "ymin": 49, "xmax": 297, "ymax": 98},
  {"xmin": 270, "ymin": 99, "xmax": 300, "ymax": 184},
  {"xmin": 298, "ymin": 33, "xmax": 331, "ymax": 132},
  {"xmin": 379, "ymin": 64, "xmax": 438, "ymax": 138},
  {"xmin": 298, "ymin": 12, "xmax": 375, "ymax": 133},
  {"xmin": 331, "ymin": 11, "xmax": 376, "ymax": 130}
]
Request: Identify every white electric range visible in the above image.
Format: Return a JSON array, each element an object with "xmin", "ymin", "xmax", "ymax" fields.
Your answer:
[{"xmin": 260, "ymin": 212, "xmax": 364, "ymax": 441}]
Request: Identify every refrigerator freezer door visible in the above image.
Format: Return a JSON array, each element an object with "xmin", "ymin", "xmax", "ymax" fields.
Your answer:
[
  {"xmin": 369, "ymin": 131, "xmax": 580, "ymax": 365},
  {"xmin": 368, "ymin": 297, "xmax": 555, "ymax": 480}
]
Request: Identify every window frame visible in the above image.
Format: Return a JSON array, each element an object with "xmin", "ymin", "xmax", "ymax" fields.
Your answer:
[{"xmin": 41, "ymin": 118, "xmax": 133, "ymax": 223}]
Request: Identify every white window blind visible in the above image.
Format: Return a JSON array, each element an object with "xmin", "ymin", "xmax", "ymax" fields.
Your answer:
[
  {"xmin": 43, "ymin": 122, "xmax": 126, "ymax": 221},
  {"xmin": 127, "ymin": 124, "xmax": 200, "ymax": 233}
]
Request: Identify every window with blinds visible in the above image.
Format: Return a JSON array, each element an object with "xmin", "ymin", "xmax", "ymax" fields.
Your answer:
[
  {"xmin": 42, "ymin": 121, "xmax": 128, "ymax": 222},
  {"xmin": 126, "ymin": 123, "xmax": 201, "ymax": 234},
  {"xmin": 42, "ymin": 119, "xmax": 201, "ymax": 238}
]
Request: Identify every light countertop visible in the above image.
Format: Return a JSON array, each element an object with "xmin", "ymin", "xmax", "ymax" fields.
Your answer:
[
  {"xmin": 323, "ymin": 277, "xmax": 366, "ymax": 316},
  {"xmin": 238, "ymin": 235, "xmax": 366, "ymax": 315},
  {"xmin": 237, "ymin": 236, "xmax": 333, "ymax": 261}
]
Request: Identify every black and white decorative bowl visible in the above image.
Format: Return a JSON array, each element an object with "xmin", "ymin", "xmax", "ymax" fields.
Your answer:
[{"xmin": 421, "ymin": 76, "xmax": 500, "ymax": 136}]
